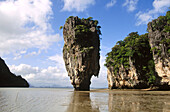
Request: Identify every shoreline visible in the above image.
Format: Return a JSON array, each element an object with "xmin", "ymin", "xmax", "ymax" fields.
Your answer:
[
  {"xmin": 89, "ymin": 88, "xmax": 170, "ymax": 92},
  {"xmin": 0, "ymin": 87, "xmax": 169, "ymax": 92}
]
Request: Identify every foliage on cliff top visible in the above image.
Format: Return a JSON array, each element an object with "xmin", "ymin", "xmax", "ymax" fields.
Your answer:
[
  {"xmin": 64, "ymin": 16, "xmax": 101, "ymax": 50},
  {"xmin": 148, "ymin": 10, "xmax": 170, "ymax": 33},
  {"xmin": 64, "ymin": 16, "xmax": 101, "ymax": 36},
  {"xmin": 76, "ymin": 17, "xmax": 101, "ymax": 36},
  {"xmin": 164, "ymin": 11, "xmax": 170, "ymax": 33},
  {"xmin": 105, "ymin": 32, "xmax": 156, "ymax": 84}
]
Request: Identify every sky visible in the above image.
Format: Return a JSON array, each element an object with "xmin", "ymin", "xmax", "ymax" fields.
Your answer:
[{"xmin": 0, "ymin": 0, "xmax": 169, "ymax": 88}]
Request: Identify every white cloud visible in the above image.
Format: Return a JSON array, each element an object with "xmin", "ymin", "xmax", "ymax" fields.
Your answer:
[
  {"xmin": 10, "ymin": 64, "xmax": 39, "ymax": 76},
  {"xmin": 136, "ymin": 0, "xmax": 170, "ymax": 26},
  {"xmin": 0, "ymin": 0, "xmax": 61, "ymax": 56},
  {"xmin": 9, "ymin": 53, "xmax": 108, "ymax": 88},
  {"xmin": 48, "ymin": 54, "xmax": 64, "ymax": 66},
  {"xmin": 9, "ymin": 64, "xmax": 70, "ymax": 87},
  {"xmin": 9, "ymin": 54, "xmax": 70, "ymax": 87},
  {"xmin": 20, "ymin": 50, "xmax": 27, "ymax": 54},
  {"xmin": 136, "ymin": 11, "xmax": 153, "ymax": 25},
  {"xmin": 13, "ymin": 50, "xmax": 27, "ymax": 60},
  {"xmin": 26, "ymin": 51, "xmax": 39, "ymax": 56},
  {"xmin": 24, "ymin": 74, "xmax": 35, "ymax": 80},
  {"xmin": 48, "ymin": 53, "xmax": 109, "ymax": 88},
  {"xmin": 62, "ymin": 0, "xmax": 95, "ymax": 12},
  {"xmin": 106, "ymin": 0, "xmax": 117, "ymax": 8},
  {"xmin": 153, "ymin": 0, "xmax": 170, "ymax": 12},
  {"xmin": 123, "ymin": 0, "xmax": 138, "ymax": 12}
]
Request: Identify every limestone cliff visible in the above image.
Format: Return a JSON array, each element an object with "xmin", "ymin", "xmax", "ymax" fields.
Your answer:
[
  {"xmin": 62, "ymin": 16, "xmax": 101, "ymax": 90},
  {"xmin": 106, "ymin": 32, "xmax": 159, "ymax": 89},
  {"xmin": 107, "ymin": 58, "xmax": 145, "ymax": 89},
  {"xmin": 148, "ymin": 11, "xmax": 170, "ymax": 86},
  {"xmin": 0, "ymin": 57, "xmax": 29, "ymax": 87},
  {"xmin": 106, "ymin": 11, "xmax": 170, "ymax": 90}
]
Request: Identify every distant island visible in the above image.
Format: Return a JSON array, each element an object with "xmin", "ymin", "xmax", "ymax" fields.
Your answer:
[{"xmin": 0, "ymin": 57, "xmax": 29, "ymax": 87}]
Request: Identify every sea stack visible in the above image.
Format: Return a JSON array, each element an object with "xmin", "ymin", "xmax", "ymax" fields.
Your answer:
[
  {"xmin": 62, "ymin": 16, "xmax": 101, "ymax": 91},
  {"xmin": 0, "ymin": 57, "xmax": 29, "ymax": 87}
]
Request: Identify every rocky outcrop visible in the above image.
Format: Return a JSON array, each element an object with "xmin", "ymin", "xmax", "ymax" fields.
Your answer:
[
  {"xmin": 106, "ymin": 32, "xmax": 160, "ymax": 89},
  {"xmin": 0, "ymin": 57, "xmax": 29, "ymax": 87},
  {"xmin": 106, "ymin": 11, "xmax": 170, "ymax": 90},
  {"xmin": 63, "ymin": 16, "xmax": 101, "ymax": 91},
  {"xmin": 148, "ymin": 11, "xmax": 170, "ymax": 88},
  {"xmin": 107, "ymin": 57, "xmax": 150, "ymax": 89}
]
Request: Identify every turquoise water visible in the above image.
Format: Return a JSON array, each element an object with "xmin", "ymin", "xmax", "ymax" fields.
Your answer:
[{"xmin": 0, "ymin": 88, "xmax": 170, "ymax": 112}]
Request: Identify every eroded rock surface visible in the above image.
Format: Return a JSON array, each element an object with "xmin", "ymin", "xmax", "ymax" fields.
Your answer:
[
  {"xmin": 63, "ymin": 16, "xmax": 101, "ymax": 90},
  {"xmin": 0, "ymin": 57, "xmax": 29, "ymax": 87},
  {"xmin": 148, "ymin": 11, "xmax": 170, "ymax": 87},
  {"xmin": 107, "ymin": 57, "xmax": 148, "ymax": 89},
  {"xmin": 106, "ymin": 32, "xmax": 161, "ymax": 89}
]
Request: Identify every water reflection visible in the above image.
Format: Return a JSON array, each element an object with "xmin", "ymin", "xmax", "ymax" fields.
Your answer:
[
  {"xmin": 108, "ymin": 91, "xmax": 170, "ymax": 112},
  {"xmin": 0, "ymin": 88, "xmax": 170, "ymax": 112},
  {"xmin": 66, "ymin": 91, "xmax": 100, "ymax": 112}
]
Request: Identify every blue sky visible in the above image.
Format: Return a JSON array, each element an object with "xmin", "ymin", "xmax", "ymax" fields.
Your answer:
[{"xmin": 0, "ymin": 0, "xmax": 169, "ymax": 88}]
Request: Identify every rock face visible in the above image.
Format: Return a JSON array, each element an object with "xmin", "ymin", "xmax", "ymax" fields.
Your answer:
[
  {"xmin": 63, "ymin": 16, "xmax": 101, "ymax": 90},
  {"xmin": 107, "ymin": 58, "xmax": 148, "ymax": 89},
  {"xmin": 106, "ymin": 32, "xmax": 160, "ymax": 89},
  {"xmin": 0, "ymin": 57, "xmax": 29, "ymax": 87},
  {"xmin": 147, "ymin": 11, "xmax": 170, "ymax": 87},
  {"xmin": 107, "ymin": 55, "xmax": 155, "ymax": 89}
]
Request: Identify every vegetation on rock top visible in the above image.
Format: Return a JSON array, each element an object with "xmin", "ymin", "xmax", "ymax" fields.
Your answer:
[
  {"xmin": 64, "ymin": 16, "xmax": 101, "ymax": 54},
  {"xmin": 147, "ymin": 11, "xmax": 170, "ymax": 33},
  {"xmin": 105, "ymin": 32, "xmax": 156, "ymax": 84}
]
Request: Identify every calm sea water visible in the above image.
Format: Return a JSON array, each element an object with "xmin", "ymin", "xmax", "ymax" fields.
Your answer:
[{"xmin": 0, "ymin": 88, "xmax": 170, "ymax": 112}]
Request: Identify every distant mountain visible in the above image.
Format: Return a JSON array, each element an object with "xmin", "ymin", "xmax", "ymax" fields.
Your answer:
[{"xmin": 29, "ymin": 85, "xmax": 73, "ymax": 88}]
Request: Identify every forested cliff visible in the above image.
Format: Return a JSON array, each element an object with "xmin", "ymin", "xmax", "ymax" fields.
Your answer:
[{"xmin": 105, "ymin": 11, "xmax": 170, "ymax": 90}]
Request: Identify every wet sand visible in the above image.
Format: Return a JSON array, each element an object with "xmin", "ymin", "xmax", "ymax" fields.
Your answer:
[{"xmin": 0, "ymin": 88, "xmax": 170, "ymax": 112}]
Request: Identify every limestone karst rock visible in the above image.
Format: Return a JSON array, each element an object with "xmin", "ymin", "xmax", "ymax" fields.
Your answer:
[
  {"xmin": 148, "ymin": 11, "xmax": 170, "ymax": 88},
  {"xmin": 0, "ymin": 57, "xmax": 29, "ymax": 87},
  {"xmin": 106, "ymin": 33, "xmax": 157, "ymax": 89},
  {"xmin": 106, "ymin": 11, "xmax": 170, "ymax": 90},
  {"xmin": 62, "ymin": 16, "xmax": 101, "ymax": 91}
]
